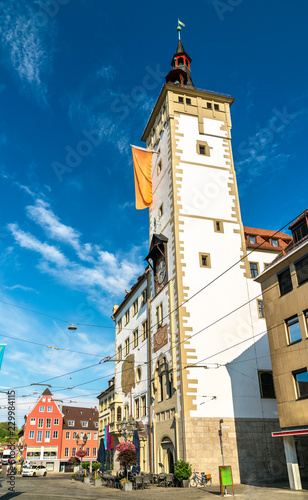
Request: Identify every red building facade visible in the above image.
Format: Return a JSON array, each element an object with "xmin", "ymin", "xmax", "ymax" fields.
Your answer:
[
  {"xmin": 23, "ymin": 389, "xmax": 63, "ymax": 472},
  {"xmin": 23, "ymin": 389, "xmax": 99, "ymax": 472}
]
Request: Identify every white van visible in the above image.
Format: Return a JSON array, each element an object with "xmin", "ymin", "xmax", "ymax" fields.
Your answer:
[{"xmin": 2, "ymin": 449, "xmax": 15, "ymax": 465}]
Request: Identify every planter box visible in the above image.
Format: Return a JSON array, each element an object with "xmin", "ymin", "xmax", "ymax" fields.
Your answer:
[
  {"xmin": 181, "ymin": 479, "xmax": 190, "ymax": 488},
  {"xmin": 94, "ymin": 478, "xmax": 101, "ymax": 487},
  {"xmin": 123, "ymin": 482, "xmax": 133, "ymax": 491},
  {"xmin": 84, "ymin": 477, "xmax": 90, "ymax": 484}
]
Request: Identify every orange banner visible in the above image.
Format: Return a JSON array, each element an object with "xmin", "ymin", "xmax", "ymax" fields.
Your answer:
[{"xmin": 131, "ymin": 146, "xmax": 153, "ymax": 209}]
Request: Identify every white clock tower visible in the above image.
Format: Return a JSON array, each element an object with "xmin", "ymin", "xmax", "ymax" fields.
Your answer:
[{"xmin": 140, "ymin": 28, "xmax": 285, "ymax": 483}]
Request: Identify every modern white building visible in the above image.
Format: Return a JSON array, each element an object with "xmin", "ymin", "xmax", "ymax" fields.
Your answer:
[{"xmin": 109, "ymin": 32, "xmax": 292, "ymax": 484}]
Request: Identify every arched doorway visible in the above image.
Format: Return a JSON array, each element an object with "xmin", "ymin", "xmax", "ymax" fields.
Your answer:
[{"xmin": 159, "ymin": 436, "xmax": 175, "ymax": 473}]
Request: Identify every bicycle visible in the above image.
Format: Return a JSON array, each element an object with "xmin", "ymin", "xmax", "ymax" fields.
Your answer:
[{"xmin": 190, "ymin": 470, "xmax": 212, "ymax": 487}]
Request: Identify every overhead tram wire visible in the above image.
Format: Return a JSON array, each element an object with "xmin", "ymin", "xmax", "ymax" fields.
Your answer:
[
  {"xmin": 0, "ymin": 331, "xmax": 111, "ymax": 358},
  {"xmin": 6, "ymin": 262, "xmax": 305, "ymax": 395},
  {"xmin": 0, "ymin": 210, "xmax": 301, "ymax": 341},
  {"xmin": 0, "ymin": 210, "xmax": 302, "ymax": 375},
  {"xmin": 4, "ymin": 211, "xmax": 303, "ymax": 394},
  {"xmin": 111, "ymin": 210, "xmax": 302, "ymax": 355},
  {"xmin": 7, "ymin": 269, "xmax": 306, "ymax": 394}
]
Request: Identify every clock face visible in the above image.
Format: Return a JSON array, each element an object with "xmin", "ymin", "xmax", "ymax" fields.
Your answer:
[{"xmin": 157, "ymin": 260, "xmax": 166, "ymax": 285}]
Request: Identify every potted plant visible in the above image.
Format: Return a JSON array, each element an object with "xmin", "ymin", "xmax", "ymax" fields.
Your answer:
[
  {"xmin": 174, "ymin": 459, "xmax": 192, "ymax": 487},
  {"xmin": 116, "ymin": 442, "xmax": 137, "ymax": 491}
]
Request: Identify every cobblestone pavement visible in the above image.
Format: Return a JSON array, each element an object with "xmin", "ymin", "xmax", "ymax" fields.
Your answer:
[{"xmin": 1, "ymin": 473, "xmax": 308, "ymax": 499}]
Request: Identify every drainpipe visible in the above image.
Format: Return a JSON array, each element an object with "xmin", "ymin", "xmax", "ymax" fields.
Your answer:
[
  {"xmin": 146, "ymin": 271, "xmax": 153, "ymax": 473},
  {"xmin": 169, "ymin": 279, "xmax": 180, "ymax": 462}
]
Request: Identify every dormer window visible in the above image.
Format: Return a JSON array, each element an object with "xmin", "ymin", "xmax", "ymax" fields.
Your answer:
[
  {"xmin": 272, "ymin": 238, "xmax": 279, "ymax": 247},
  {"xmin": 81, "ymin": 421, "xmax": 88, "ymax": 428},
  {"xmin": 248, "ymin": 235, "xmax": 256, "ymax": 244},
  {"xmin": 292, "ymin": 220, "xmax": 308, "ymax": 243},
  {"xmin": 68, "ymin": 420, "xmax": 75, "ymax": 426}
]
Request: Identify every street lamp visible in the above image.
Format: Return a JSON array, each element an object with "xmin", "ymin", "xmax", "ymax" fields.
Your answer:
[
  {"xmin": 117, "ymin": 419, "xmax": 137, "ymax": 441},
  {"xmin": 75, "ymin": 432, "xmax": 88, "ymax": 470}
]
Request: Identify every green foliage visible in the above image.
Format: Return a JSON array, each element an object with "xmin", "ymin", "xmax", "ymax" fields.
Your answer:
[
  {"xmin": 174, "ymin": 459, "xmax": 192, "ymax": 481},
  {"xmin": 0, "ymin": 422, "xmax": 20, "ymax": 443},
  {"xmin": 82, "ymin": 462, "xmax": 90, "ymax": 470},
  {"xmin": 92, "ymin": 462, "xmax": 101, "ymax": 471},
  {"xmin": 71, "ymin": 474, "xmax": 75, "ymax": 478}
]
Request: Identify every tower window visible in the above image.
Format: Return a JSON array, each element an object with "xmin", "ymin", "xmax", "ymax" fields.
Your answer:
[
  {"xmin": 157, "ymin": 161, "xmax": 162, "ymax": 174},
  {"xmin": 196, "ymin": 140, "xmax": 211, "ymax": 157},
  {"xmin": 207, "ymin": 102, "xmax": 212, "ymax": 109},
  {"xmin": 178, "ymin": 57, "xmax": 184, "ymax": 65},
  {"xmin": 186, "ymin": 98, "xmax": 191, "ymax": 105},
  {"xmin": 214, "ymin": 220, "xmax": 224, "ymax": 233},
  {"xmin": 158, "ymin": 204, "xmax": 163, "ymax": 218},
  {"xmin": 178, "ymin": 96, "xmax": 183, "ymax": 103},
  {"xmin": 214, "ymin": 104, "xmax": 219, "ymax": 111},
  {"xmin": 199, "ymin": 253, "xmax": 211, "ymax": 268}
]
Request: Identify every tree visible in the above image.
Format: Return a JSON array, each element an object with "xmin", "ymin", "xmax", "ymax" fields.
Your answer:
[
  {"xmin": 116, "ymin": 442, "xmax": 137, "ymax": 480},
  {"xmin": 0, "ymin": 422, "xmax": 20, "ymax": 443}
]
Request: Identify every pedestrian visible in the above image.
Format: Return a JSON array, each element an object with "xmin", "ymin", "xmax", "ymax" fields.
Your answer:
[{"xmin": 6, "ymin": 464, "xmax": 10, "ymax": 475}]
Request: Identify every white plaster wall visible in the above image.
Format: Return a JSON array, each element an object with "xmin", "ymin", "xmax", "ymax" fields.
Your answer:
[
  {"xmin": 174, "ymin": 113, "xmax": 278, "ymax": 420},
  {"xmin": 114, "ymin": 282, "xmax": 148, "ymax": 418}
]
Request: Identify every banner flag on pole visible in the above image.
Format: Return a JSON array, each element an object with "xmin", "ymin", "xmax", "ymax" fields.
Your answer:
[
  {"xmin": 0, "ymin": 345, "xmax": 6, "ymax": 370},
  {"xmin": 131, "ymin": 145, "xmax": 154, "ymax": 210}
]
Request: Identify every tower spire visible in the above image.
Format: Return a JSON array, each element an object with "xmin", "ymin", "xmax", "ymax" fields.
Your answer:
[{"xmin": 165, "ymin": 21, "xmax": 194, "ymax": 88}]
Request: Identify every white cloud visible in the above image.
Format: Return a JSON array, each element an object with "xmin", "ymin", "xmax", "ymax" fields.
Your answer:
[
  {"xmin": 0, "ymin": 0, "xmax": 56, "ymax": 104},
  {"xmin": 8, "ymin": 223, "xmax": 69, "ymax": 266},
  {"xmin": 8, "ymin": 199, "xmax": 145, "ymax": 311},
  {"xmin": 4, "ymin": 284, "xmax": 38, "ymax": 293},
  {"xmin": 235, "ymin": 107, "xmax": 306, "ymax": 186},
  {"xmin": 97, "ymin": 65, "xmax": 116, "ymax": 81}
]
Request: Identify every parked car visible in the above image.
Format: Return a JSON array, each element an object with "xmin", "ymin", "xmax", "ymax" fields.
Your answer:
[{"xmin": 22, "ymin": 465, "xmax": 47, "ymax": 477}]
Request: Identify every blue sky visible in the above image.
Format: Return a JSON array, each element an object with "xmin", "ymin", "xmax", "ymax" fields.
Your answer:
[{"xmin": 0, "ymin": 0, "xmax": 307, "ymax": 425}]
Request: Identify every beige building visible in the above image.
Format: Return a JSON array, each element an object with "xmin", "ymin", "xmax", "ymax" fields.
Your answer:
[
  {"xmin": 256, "ymin": 209, "xmax": 308, "ymax": 490},
  {"xmin": 97, "ymin": 377, "xmax": 114, "ymax": 468},
  {"xmin": 97, "ymin": 377, "xmax": 114, "ymax": 439}
]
